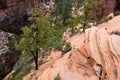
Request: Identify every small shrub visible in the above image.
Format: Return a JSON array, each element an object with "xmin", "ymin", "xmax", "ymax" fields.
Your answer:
[
  {"xmin": 5, "ymin": 69, "xmax": 11, "ymax": 75},
  {"xmin": 9, "ymin": 68, "xmax": 21, "ymax": 80},
  {"xmin": 54, "ymin": 73, "xmax": 61, "ymax": 80},
  {"xmin": 96, "ymin": 16, "xmax": 112, "ymax": 25},
  {"xmin": 114, "ymin": 11, "xmax": 120, "ymax": 16},
  {"xmin": 55, "ymin": 44, "xmax": 63, "ymax": 51},
  {"xmin": 47, "ymin": 25, "xmax": 70, "ymax": 49},
  {"xmin": 10, "ymin": 64, "xmax": 32, "ymax": 80},
  {"xmin": 54, "ymin": 41, "xmax": 72, "ymax": 54},
  {"xmin": 70, "ymin": 27, "xmax": 79, "ymax": 37},
  {"xmin": 51, "ymin": 65, "xmax": 53, "ymax": 68},
  {"xmin": 62, "ymin": 42, "xmax": 72, "ymax": 55}
]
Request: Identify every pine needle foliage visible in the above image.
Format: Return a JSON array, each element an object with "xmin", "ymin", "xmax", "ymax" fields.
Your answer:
[
  {"xmin": 54, "ymin": 73, "xmax": 61, "ymax": 80},
  {"xmin": 53, "ymin": 0, "xmax": 73, "ymax": 25},
  {"xmin": 15, "ymin": 8, "xmax": 53, "ymax": 70}
]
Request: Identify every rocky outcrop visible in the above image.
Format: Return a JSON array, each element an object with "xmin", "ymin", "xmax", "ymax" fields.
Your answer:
[
  {"xmin": 0, "ymin": 10, "xmax": 32, "ymax": 34},
  {"xmin": 0, "ymin": 0, "xmax": 54, "ymax": 34},
  {"xmin": 0, "ymin": 30, "xmax": 20, "ymax": 79},
  {"xmin": 23, "ymin": 15, "xmax": 120, "ymax": 80}
]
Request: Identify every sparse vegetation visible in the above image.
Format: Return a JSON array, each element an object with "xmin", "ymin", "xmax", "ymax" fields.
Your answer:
[
  {"xmin": 61, "ymin": 42, "xmax": 72, "ymax": 54},
  {"xmin": 96, "ymin": 16, "xmax": 112, "ymax": 25},
  {"xmin": 9, "ymin": 57, "xmax": 33, "ymax": 80}
]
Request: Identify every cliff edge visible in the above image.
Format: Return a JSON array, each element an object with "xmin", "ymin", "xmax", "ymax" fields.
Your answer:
[{"xmin": 23, "ymin": 15, "xmax": 120, "ymax": 80}]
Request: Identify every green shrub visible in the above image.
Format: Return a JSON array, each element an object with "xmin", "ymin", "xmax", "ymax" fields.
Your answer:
[
  {"xmin": 9, "ymin": 68, "xmax": 21, "ymax": 80},
  {"xmin": 9, "ymin": 64, "xmax": 32, "ymax": 80},
  {"xmin": 96, "ymin": 16, "xmax": 112, "ymax": 25},
  {"xmin": 5, "ymin": 69, "xmax": 11, "ymax": 75},
  {"xmin": 114, "ymin": 11, "xmax": 120, "ymax": 16},
  {"xmin": 47, "ymin": 25, "xmax": 72, "ymax": 54},
  {"xmin": 48, "ymin": 25, "xmax": 70, "ymax": 50},
  {"xmin": 54, "ymin": 73, "xmax": 61, "ymax": 80},
  {"xmin": 55, "ymin": 43, "xmax": 62, "ymax": 51},
  {"xmin": 62, "ymin": 42, "xmax": 72, "ymax": 54}
]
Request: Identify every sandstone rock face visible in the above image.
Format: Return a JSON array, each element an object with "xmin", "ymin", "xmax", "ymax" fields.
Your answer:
[{"xmin": 23, "ymin": 15, "xmax": 120, "ymax": 80}]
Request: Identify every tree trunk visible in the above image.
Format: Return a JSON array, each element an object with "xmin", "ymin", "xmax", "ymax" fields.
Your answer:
[
  {"xmin": 72, "ymin": 24, "xmax": 74, "ymax": 35},
  {"xmin": 83, "ymin": 23, "xmax": 86, "ymax": 33},
  {"xmin": 34, "ymin": 51, "xmax": 38, "ymax": 70},
  {"xmin": 99, "ymin": 69, "xmax": 102, "ymax": 80}
]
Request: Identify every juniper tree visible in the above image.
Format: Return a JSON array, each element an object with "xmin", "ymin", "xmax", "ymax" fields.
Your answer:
[{"xmin": 15, "ymin": 8, "xmax": 53, "ymax": 70}]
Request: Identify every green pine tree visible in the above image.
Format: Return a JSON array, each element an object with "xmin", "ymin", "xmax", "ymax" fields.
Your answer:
[
  {"xmin": 53, "ymin": 0, "xmax": 73, "ymax": 25},
  {"xmin": 78, "ymin": 0, "xmax": 100, "ymax": 33},
  {"xmin": 15, "ymin": 8, "xmax": 53, "ymax": 70}
]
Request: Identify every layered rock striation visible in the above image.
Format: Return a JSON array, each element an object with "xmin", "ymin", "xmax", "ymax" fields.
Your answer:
[{"xmin": 24, "ymin": 15, "xmax": 120, "ymax": 80}]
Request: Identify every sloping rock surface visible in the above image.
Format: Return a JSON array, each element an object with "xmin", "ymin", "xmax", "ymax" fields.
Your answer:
[{"xmin": 24, "ymin": 15, "xmax": 120, "ymax": 80}]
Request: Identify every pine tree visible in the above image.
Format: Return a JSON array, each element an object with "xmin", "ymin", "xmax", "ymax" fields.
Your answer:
[
  {"xmin": 53, "ymin": 0, "xmax": 73, "ymax": 25},
  {"xmin": 15, "ymin": 8, "xmax": 53, "ymax": 70},
  {"xmin": 79, "ymin": 0, "xmax": 100, "ymax": 33}
]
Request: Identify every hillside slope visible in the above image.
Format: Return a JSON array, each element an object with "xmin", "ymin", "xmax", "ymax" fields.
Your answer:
[{"xmin": 23, "ymin": 15, "xmax": 120, "ymax": 80}]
